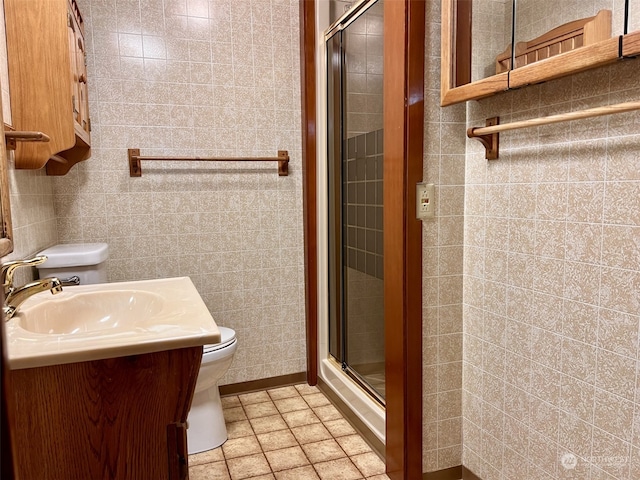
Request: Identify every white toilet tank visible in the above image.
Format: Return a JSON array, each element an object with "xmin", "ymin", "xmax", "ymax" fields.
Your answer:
[{"xmin": 36, "ymin": 243, "xmax": 109, "ymax": 285}]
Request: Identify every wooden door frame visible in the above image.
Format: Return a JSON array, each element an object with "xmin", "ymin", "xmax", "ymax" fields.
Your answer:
[
  {"xmin": 300, "ymin": 0, "xmax": 318, "ymax": 386},
  {"xmin": 300, "ymin": 1, "xmax": 425, "ymax": 478},
  {"xmin": 383, "ymin": 1, "xmax": 425, "ymax": 478}
]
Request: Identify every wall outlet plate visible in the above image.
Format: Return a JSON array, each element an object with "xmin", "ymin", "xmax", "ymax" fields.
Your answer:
[{"xmin": 416, "ymin": 182, "xmax": 435, "ymax": 219}]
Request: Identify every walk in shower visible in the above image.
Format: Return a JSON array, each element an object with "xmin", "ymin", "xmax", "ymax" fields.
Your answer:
[
  {"xmin": 319, "ymin": 0, "xmax": 386, "ymax": 437},
  {"xmin": 327, "ymin": 0, "xmax": 385, "ymax": 405}
]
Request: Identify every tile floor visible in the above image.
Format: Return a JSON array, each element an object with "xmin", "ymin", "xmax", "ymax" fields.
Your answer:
[{"xmin": 188, "ymin": 383, "xmax": 389, "ymax": 480}]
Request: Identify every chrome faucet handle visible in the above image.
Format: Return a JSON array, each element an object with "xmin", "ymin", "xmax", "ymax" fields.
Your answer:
[{"xmin": 0, "ymin": 255, "xmax": 48, "ymax": 295}]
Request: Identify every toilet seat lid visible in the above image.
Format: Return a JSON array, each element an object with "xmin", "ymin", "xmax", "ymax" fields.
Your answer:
[{"xmin": 204, "ymin": 327, "xmax": 236, "ymax": 352}]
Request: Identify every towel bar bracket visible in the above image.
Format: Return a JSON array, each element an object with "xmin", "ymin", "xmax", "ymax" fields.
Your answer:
[
  {"xmin": 128, "ymin": 148, "xmax": 142, "ymax": 177},
  {"xmin": 467, "ymin": 117, "xmax": 499, "ymax": 160}
]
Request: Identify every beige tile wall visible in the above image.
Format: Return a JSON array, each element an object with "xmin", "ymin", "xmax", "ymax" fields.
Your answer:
[
  {"xmin": 632, "ymin": 2, "xmax": 640, "ymax": 32},
  {"xmin": 422, "ymin": 0, "xmax": 467, "ymax": 472},
  {"xmin": 471, "ymin": 0, "xmax": 511, "ymax": 82},
  {"xmin": 462, "ymin": 59, "xmax": 640, "ymax": 479},
  {"xmin": 51, "ymin": 0, "xmax": 307, "ymax": 385},
  {"xmin": 6, "ymin": 165, "xmax": 59, "ymax": 274}
]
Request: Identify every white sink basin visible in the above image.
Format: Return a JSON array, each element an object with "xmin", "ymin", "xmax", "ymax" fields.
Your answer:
[
  {"xmin": 18, "ymin": 290, "xmax": 167, "ymax": 335},
  {"xmin": 5, "ymin": 277, "xmax": 220, "ymax": 369}
]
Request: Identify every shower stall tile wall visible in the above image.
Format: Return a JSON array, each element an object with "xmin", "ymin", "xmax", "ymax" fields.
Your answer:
[{"xmin": 344, "ymin": 129, "xmax": 383, "ymax": 280}]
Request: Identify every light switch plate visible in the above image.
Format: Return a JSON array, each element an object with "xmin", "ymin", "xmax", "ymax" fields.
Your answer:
[{"xmin": 416, "ymin": 182, "xmax": 435, "ymax": 219}]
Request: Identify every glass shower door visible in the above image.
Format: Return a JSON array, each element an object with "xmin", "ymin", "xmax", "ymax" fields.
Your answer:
[{"xmin": 327, "ymin": 0, "xmax": 385, "ymax": 403}]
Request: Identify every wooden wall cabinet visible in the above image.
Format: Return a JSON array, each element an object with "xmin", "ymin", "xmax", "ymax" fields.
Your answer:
[
  {"xmin": 441, "ymin": 0, "xmax": 630, "ymax": 106},
  {"xmin": 4, "ymin": 0, "xmax": 91, "ymax": 175},
  {"xmin": 10, "ymin": 347, "xmax": 201, "ymax": 480}
]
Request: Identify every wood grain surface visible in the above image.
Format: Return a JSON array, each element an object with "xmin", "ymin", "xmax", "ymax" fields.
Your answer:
[{"xmin": 10, "ymin": 347, "xmax": 201, "ymax": 480}]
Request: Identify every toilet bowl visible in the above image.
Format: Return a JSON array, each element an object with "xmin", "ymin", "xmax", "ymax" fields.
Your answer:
[{"xmin": 187, "ymin": 326, "xmax": 238, "ymax": 454}]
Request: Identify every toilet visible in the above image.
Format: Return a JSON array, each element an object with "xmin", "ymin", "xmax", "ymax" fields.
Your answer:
[
  {"xmin": 187, "ymin": 326, "xmax": 238, "ymax": 454},
  {"xmin": 36, "ymin": 243, "xmax": 109, "ymax": 284},
  {"xmin": 36, "ymin": 242, "xmax": 237, "ymax": 454},
  {"xmin": 37, "ymin": 243, "xmax": 109, "ymax": 285}
]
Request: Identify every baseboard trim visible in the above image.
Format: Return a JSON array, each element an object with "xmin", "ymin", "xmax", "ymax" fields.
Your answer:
[
  {"xmin": 316, "ymin": 377, "xmax": 385, "ymax": 460},
  {"xmin": 422, "ymin": 465, "xmax": 482, "ymax": 480},
  {"xmin": 423, "ymin": 465, "xmax": 462, "ymax": 480},
  {"xmin": 219, "ymin": 372, "xmax": 307, "ymax": 396},
  {"xmin": 462, "ymin": 466, "xmax": 482, "ymax": 480}
]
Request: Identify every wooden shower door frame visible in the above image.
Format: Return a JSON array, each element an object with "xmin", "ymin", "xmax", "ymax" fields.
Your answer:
[{"xmin": 300, "ymin": 1, "xmax": 425, "ymax": 478}]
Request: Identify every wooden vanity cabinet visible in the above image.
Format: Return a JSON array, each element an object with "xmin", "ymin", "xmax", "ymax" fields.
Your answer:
[
  {"xmin": 9, "ymin": 347, "xmax": 201, "ymax": 480},
  {"xmin": 4, "ymin": 0, "xmax": 91, "ymax": 175}
]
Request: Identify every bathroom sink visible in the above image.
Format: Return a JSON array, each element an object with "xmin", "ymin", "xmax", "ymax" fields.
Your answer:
[
  {"xmin": 5, "ymin": 277, "xmax": 221, "ymax": 369},
  {"xmin": 18, "ymin": 290, "xmax": 166, "ymax": 334}
]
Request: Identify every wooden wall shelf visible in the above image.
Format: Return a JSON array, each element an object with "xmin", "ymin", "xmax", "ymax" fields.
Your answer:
[
  {"xmin": 623, "ymin": 30, "xmax": 640, "ymax": 57},
  {"xmin": 441, "ymin": 0, "xmax": 636, "ymax": 106}
]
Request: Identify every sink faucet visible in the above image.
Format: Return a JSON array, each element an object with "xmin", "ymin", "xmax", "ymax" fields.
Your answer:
[{"xmin": 1, "ymin": 255, "xmax": 63, "ymax": 320}]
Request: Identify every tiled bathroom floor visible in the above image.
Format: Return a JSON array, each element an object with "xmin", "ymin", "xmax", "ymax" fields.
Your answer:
[{"xmin": 188, "ymin": 383, "xmax": 389, "ymax": 480}]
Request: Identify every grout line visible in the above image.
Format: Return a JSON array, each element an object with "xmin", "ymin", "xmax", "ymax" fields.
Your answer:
[{"xmin": 211, "ymin": 386, "xmax": 386, "ymax": 479}]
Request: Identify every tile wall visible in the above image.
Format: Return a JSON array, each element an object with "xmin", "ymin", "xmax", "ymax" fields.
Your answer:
[
  {"xmin": 471, "ymin": 0, "xmax": 511, "ymax": 82},
  {"xmin": 50, "ymin": 0, "xmax": 307, "ymax": 385},
  {"xmin": 462, "ymin": 58, "xmax": 640, "ymax": 479},
  {"xmin": 344, "ymin": 130, "xmax": 383, "ymax": 280},
  {"xmin": 422, "ymin": 0, "xmax": 467, "ymax": 472},
  {"xmin": 632, "ymin": 2, "xmax": 640, "ymax": 32},
  {"xmin": 344, "ymin": 1, "xmax": 383, "ymax": 139},
  {"xmin": 345, "ymin": 268, "xmax": 384, "ymax": 368},
  {"xmin": 343, "ymin": 130, "xmax": 384, "ymax": 370}
]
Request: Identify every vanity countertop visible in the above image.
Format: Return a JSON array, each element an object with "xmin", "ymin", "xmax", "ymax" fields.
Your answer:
[{"xmin": 5, "ymin": 277, "xmax": 220, "ymax": 369}]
